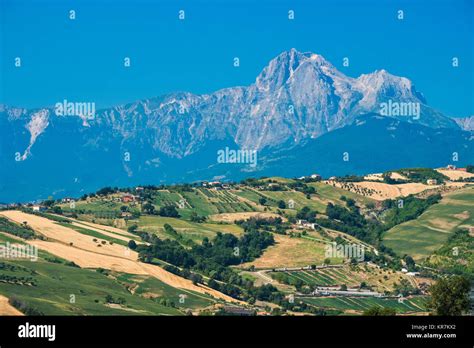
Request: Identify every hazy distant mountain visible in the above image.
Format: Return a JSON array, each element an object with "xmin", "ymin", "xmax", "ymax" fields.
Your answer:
[{"xmin": 0, "ymin": 49, "xmax": 470, "ymax": 202}]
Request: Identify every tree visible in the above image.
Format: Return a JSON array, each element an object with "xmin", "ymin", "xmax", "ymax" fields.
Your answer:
[
  {"xmin": 404, "ymin": 255, "xmax": 416, "ymax": 271},
  {"xmin": 429, "ymin": 276, "xmax": 471, "ymax": 316},
  {"xmin": 277, "ymin": 200, "xmax": 286, "ymax": 209},
  {"xmin": 259, "ymin": 197, "xmax": 267, "ymax": 206},
  {"xmin": 363, "ymin": 307, "xmax": 397, "ymax": 316},
  {"xmin": 190, "ymin": 273, "xmax": 203, "ymax": 285},
  {"xmin": 159, "ymin": 205, "xmax": 180, "ymax": 218},
  {"xmin": 190, "ymin": 211, "xmax": 206, "ymax": 223},
  {"xmin": 42, "ymin": 200, "xmax": 55, "ymax": 207},
  {"xmin": 96, "ymin": 187, "xmax": 115, "ymax": 196},
  {"xmin": 105, "ymin": 294, "xmax": 114, "ymax": 303},
  {"xmin": 128, "ymin": 224, "xmax": 138, "ymax": 233},
  {"xmin": 366, "ymin": 202, "xmax": 375, "ymax": 209},
  {"xmin": 395, "ymin": 278, "xmax": 417, "ymax": 296},
  {"xmin": 142, "ymin": 202, "xmax": 156, "ymax": 215},
  {"xmin": 52, "ymin": 206, "xmax": 63, "ymax": 214},
  {"xmin": 128, "ymin": 240, "xmax": 137, "ymax": 250}
]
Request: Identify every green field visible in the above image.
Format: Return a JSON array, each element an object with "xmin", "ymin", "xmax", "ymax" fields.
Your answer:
[
  {"xmin": 57, "ymin": 222, "xmax": 130, "ymax": 246},
  {"xmin": 383, "ymin": 187, "xmax": 474, "ymax": 260},
  {"xmin": 0, "ymin": 235, "xmax": 217, "ymax": 315},
  {"xmin": 309, "ymin": 182, "xmax": 375, "ymax": 206},
  {"xmin": 301, "ymin": 296, "xmax": 428, "ymax": 313},
  {"xmin": 234, "ymin": 187, "xmax": 326, "ymax": 212},
  {"xmin": 148, "ymin": 189, "xmax": 256, "ymax": 219},
  {"xmin": 272, "ymin": 268, "xmax": 364, "ymax": 287},
  {"xmin": 131, "ymin": 215, "xmax": 244, "ymax": 244},
  {"xmin": 0, "ymin": 259, "xmax": 189, "ymax": 315},
  {"xmin": 0, "ymin": 228, "xmax": 218, "ymax": 315},
  {"xmin": 60, "ymin": 199, "xmax": 131, "ymax": 217}
]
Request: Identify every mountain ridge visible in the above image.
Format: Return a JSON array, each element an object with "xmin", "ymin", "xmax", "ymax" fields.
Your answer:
[{"xmin": 1, "ymin": 49, "xmax": 470, "ymax": 202}]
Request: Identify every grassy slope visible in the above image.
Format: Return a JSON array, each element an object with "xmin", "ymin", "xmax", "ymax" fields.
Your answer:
[
  {"xmin": 0, "ymin": 233, "xmax": 213, "ymax": 315},
  {"xmin": 309, "ymin": 182, "xmax": 375, "ymax": 206},
  {"xmin": 131, "ymin": 215, "xmax": 244, "ymax": 244},
  {"xmin": 382, "ymin": 186, "xmax": 474, "ymax": 260}
]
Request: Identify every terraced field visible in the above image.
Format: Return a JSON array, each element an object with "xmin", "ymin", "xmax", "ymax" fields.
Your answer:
[
  {"xmin": 196, "ymin": 189, "xmax": 255, "ymax": 214},
  {"xmin": 383, "ymin": 186, "xmax": 474, "ymax": 260},
  {"xmin": 270, "ymin": 265, "xmax": 415, "ymax": 292},
  {"xmin": 301, "ymin": 296, "xmax": 428, "ymax": 313},
  {"xmin": 273, "ymin": 268, "xmax": 363, "ymax": 287},
  {"xmin": 153, "ymin": 191, "xmax": 185, "ymax": 208}
]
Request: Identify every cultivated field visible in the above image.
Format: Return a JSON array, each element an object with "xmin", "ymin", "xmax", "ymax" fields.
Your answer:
[
  {"xmin": 0, "ymin": 211, "xmax": 239, "ymax": 303},
  {"xmin": 239, "ymin": 234, "xmax": 328, "ymax": 269},
  {"xmin": 271, "ymin": 264, "xmax": 415, "ymax": 292},
  {"xmin": 309, "ymin": 182, "xmax": 375, "ymax": 206},
  {"xmin": 131, "ymin": 215, "xmax": 244, "ymax": 243},
  {"xmin": 326, "ymin": 181, "xmax": 434, "ymax": 200},
  {"xmin": 436, "ymin": 169, "xmax": 474, "ymax": 180},
  {"xmin": 209, "ymin": 212, "xmax": 283, "ymax": 223},
  {"xmin": 300, "ymin": 296, "xmax": 428, "ymax": 314},
  {"xmin": 383, "ymin": 187, "xmax": 474, "ymax": 260}
]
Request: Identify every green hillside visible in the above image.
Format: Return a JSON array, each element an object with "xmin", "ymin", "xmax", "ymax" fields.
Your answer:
[
  {"xmin": 383, "ymin": 187, "xmax": 474, "ymax": 260},
  {"xmin": 0, "ymin": 233, "xmax": 214, "ymax": 315}
]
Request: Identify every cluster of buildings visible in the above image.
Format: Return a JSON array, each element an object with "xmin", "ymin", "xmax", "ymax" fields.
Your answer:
[
  {"xmin": 311, "ymin": 286, "xmax": 383, "ymax": 298},
  {"xmin": 445, "ymin": 164, "xmax": 468, "ymax": 171},
  {"xmin": 297, "ymin": 173, "xmax": 322, "ymax": 181},
  {"xmin": 200, "ymin": 181, "xmax": 231, "ymax": 190},
  {"xmin": 296, "ymin": 219, "xmax": 319, "ymax": 230}
]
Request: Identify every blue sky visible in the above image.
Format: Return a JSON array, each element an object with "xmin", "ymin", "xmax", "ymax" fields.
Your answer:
[{"xmin": 1, "ymin": 0, "xmax": 473, "ymax": 116}]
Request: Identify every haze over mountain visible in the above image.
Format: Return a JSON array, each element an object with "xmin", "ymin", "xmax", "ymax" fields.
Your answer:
[{"xmin": 0, "ymin": 49, "xmax": 472, "ymax": 202}]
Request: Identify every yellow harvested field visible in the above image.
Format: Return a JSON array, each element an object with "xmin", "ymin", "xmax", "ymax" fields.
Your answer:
[
  {"xmin": 239, "ymin": 235, "xmax": 325, "ymax": 269},
  {"xmin": 71, "ymin": 219, "xmax": 136, "ymax": 237},
  {"xmin": 69, "ymin": 221, "xmax": 135, "ymax": 243},
  {"xmin": 0, "ymin": 210, "xmax": 135, "ymax": 260},
  {"xmin": 209, "ymin": 212, "xmax": 284, "ymax": 223},
  {"xmin": 328, "ymin": 181, "xmax": 432, "ymax": 200},
  {"xmin": 390, "ymin": 172, "xmax": 408, "ymax": 180},
  {"xmin": 436, "ymin": 169, "xmax": 474, "ymax": 180},
  {"xmin": 1, "ymin": 210, "xmax": 238, "ymax": 303},
  {"xmin": 30, "ymin": 240, "xmax": 142, "ymax": 272},
  {"xmin": 0, "ymin": 295, "xmax": 24, "ymax": 316},
  {"xmin": 29, "ymin": 240, "xmax": 238, "ymax": 303}
]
